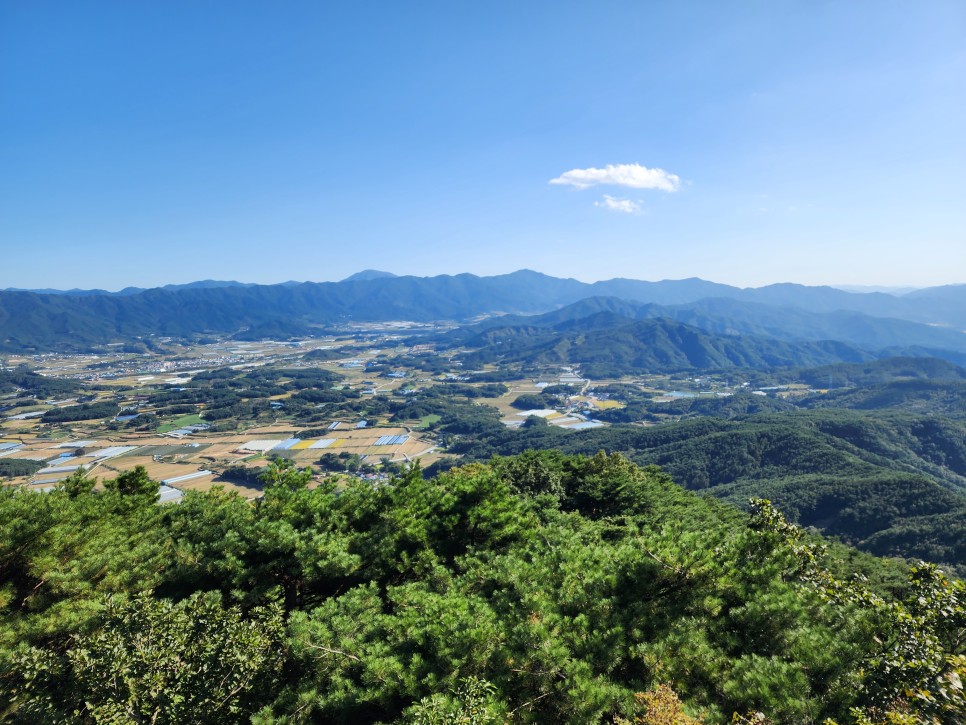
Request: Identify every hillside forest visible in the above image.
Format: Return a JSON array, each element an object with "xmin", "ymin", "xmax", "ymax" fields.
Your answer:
[{"xmin": 1, "ymin": 456, "xmax": 964, "ymax": 723}]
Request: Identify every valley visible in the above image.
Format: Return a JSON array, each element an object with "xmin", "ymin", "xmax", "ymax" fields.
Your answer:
[{"xmin": 4, "ymin": 286, "xmax": 966, "ymax": 578}]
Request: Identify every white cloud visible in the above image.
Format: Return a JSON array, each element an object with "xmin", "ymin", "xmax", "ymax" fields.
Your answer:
[
  {"xmin": 549, "ymin": 163, "xmax": 681, "ymax": 192},
  {"xmin": 594, "ymin": 195, "xmax": 643, "ymax": 214}
]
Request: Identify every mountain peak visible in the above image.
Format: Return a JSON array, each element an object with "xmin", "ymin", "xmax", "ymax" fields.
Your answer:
[{"xmin": 342, "ymin": 269, "xmax": 398, "ymax": 282}]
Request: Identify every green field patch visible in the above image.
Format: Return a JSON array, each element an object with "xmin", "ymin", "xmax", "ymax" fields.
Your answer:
[
  {"xmin": 416, "ymin": 414, "xmax": 441, "ymax": 429},
  {"xmin": 157, "ymin": 414, "xmax": 205, "ymax": 434}
]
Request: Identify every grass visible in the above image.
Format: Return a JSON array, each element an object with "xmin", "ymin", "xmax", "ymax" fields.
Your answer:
[
  {"xmin": 416, "ymin": 414, "xmax": 441, "ymax": 429},
  {"xmin": 592, "ymin": 400, "xmax": 624, "ymax": 410},
  {"xmin": 157, "ymin": 414, "xmax": 205, "ymax": 434}
]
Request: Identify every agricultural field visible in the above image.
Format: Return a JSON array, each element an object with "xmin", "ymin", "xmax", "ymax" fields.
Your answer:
[{"xmin": 0, "ymin": 327, "xmax": 766, "ymax": 500}]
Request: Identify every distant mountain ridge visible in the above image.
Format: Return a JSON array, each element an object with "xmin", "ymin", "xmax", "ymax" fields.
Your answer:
[
  {"xmin": 1, "ymin": 269, "xmax": 965, "ymax": 352},
  {"xmin": 0, "ymin": 279, "xmax": 280, "ymax": 296},
  {"xmin": 832, "ymin": 285, "xmax": 921, "ymax": 295},
  {"xmin": 446, "ymin": 295, "xmax": 966, "ymax": 357},
  {"xmin": 341, "ymin": 269, "xmax": 398, "ymax": 282}
]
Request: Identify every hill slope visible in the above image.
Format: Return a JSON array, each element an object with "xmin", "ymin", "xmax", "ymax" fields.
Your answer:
[
  {"xmin": 2, "ymin": 455, "xmax": 962, "ymax": 722},
  {"xmin": 460, "ymin": 315, "xmax": 875, "ymax": 374},
  {"xmin": 448, "ymin": 410, "xmax": 966, "ymax": 574}
]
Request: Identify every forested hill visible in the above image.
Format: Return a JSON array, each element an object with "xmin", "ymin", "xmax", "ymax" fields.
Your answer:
[
  {"xmin": 444, "ymin": 410, "xmax": 966, "ymax": 576},
  {"xmin": 459, "ymin": 316, "xmax": 879, "ymax": 375},
  {"xmin": 802, "ymin": 378, "xmax": 966, "ymax": 418},
  {"xmin": 0, "ymin": 367, "xmax": 81, "ymax": 397},
  {"xmin": 781, "ymin": 356, "xmax": 966, "ymax": 387},
  {"xmin": 2, "ymin": 455, "xmax": 963, "ymax": 722},
  {"xmin": 2, "ymin": 270, "xmax": 966, "ymax": 352}
]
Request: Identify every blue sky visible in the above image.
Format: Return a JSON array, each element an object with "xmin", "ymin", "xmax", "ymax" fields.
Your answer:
[{"xmin": 1, "ymin": 1, "xmax": 963, "ymax": 290}]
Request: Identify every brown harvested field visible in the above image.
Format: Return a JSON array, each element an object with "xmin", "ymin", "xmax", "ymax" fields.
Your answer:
[
  {"xmin": 96, "ymin": 458, "xmax": 202, "ymax": 482},
  {"xmin": 93, "ymin": 456, "xmax": 262, "ymax": 499},
  {"xmin": 282, "ymin": 449, "xmax": 327, "ymax": 465},
  {"xmin": 1, "ymin": 447, "xmax": 61, "ymax": 461},
  {"xmin": 112, "ymin": 435, "xmax": 181, "ymax": 445},
  {"xmin": 126, "ymin": 443, "xmax": 210, "ymax": 458},
  {"xmin": 258, "ymin": 427, "xmax": 432, "ymax": 462},
  {"xmin": 1, "ymin": 418, "xmax": 45, "ymax": 434},
  {"xmin": 2, "ymin": 418, "xmax": 439, "ymax": 490},
  {"xmin": 186, "ymin": 476, "xmax": 262, "ymax": 498},
  {"xmin": 193, "ymin": 442, "xmax": 254, "ymax": 463}
]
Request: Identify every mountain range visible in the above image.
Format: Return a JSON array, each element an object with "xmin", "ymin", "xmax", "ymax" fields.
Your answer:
[
  {"xmin": 447, "ymin": 294, "xmax": 966, "ymax": 355},
  {"xmin": 1, "ymin": 270, "xmax": 964, "ymax": 354}
]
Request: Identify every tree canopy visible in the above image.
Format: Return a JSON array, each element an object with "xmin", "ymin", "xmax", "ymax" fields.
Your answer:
[{"xmin": 0, "ymin": 454, "xmax": 962, "ymax": 723}]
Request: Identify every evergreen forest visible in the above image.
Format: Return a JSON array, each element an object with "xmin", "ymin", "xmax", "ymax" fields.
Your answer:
[{"xmin": 1, "ymin": 456, "xmax": 963, "ymax": 723}]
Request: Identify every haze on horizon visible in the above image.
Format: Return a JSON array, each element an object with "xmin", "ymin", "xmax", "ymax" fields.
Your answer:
[
  {"xmin": 1, "ymin": 2, "xmax": 964, "ymax": 291},
  {"xmin": 0, "ymin": 269, "xmax": 943, "ymax": 299}
]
